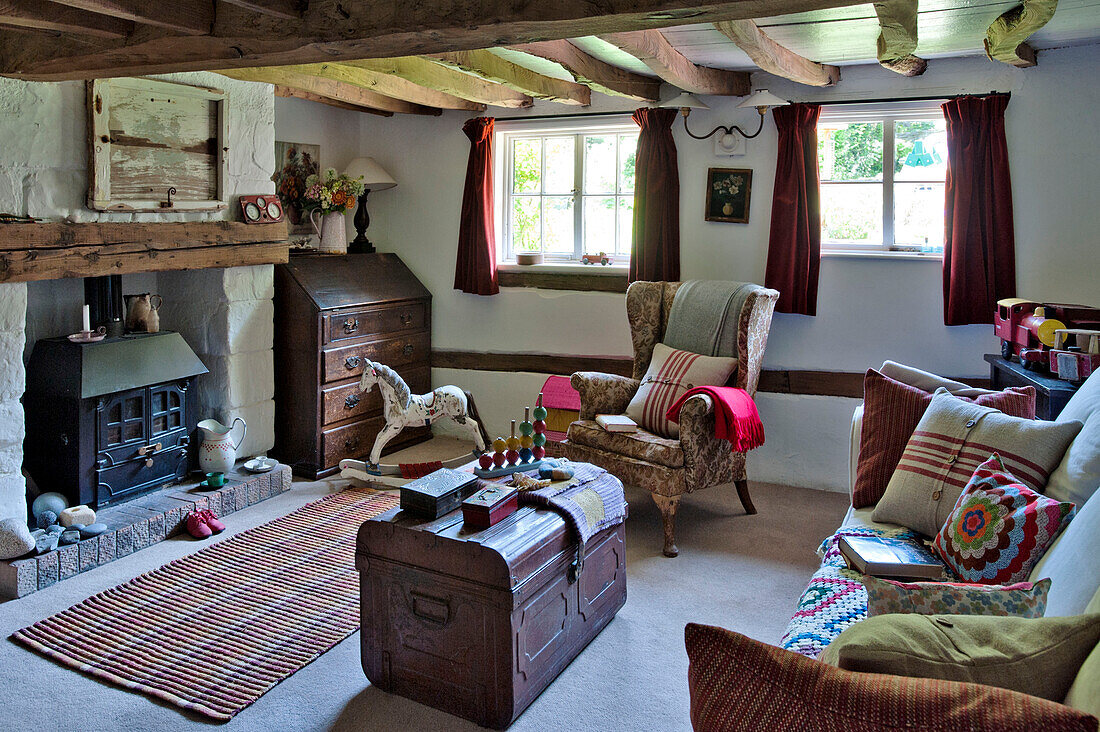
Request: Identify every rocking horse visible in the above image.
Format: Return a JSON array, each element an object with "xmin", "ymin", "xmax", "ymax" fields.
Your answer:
[{"xmin": 339, "ymin": 360, "xmax": 489, "ymax": 485}]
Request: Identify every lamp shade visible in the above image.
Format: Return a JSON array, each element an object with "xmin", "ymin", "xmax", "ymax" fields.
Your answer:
[
  {"xmin": 661, "ymin": 92, "xmax": 710, "ymax": 110},
  {"xmin": 736, "ymin": 89, "xmax": 789, "ymax": 110},
  {"xmin": 345, "ymin": 157, "xmax": 396, "ymax": 191}
]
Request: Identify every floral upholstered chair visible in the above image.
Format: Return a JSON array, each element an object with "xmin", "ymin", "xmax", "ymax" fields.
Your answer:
[{"xmin": 562, "ymin": 281, "xmax": 779, "ymax": 557}]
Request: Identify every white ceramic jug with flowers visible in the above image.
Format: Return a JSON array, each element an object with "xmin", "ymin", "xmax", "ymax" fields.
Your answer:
[{"xmin": 303, "ymin": 167, "xmax": 364, "ymax": 254}]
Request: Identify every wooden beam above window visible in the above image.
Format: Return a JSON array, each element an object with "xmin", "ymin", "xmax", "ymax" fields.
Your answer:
[
  {"xmin": 507, "ymin": 40, "xmax": 662, "ymax": 102},
  {"xmin": 873, "ymin": 0, "xmax": 928, "ymax": 76},
  {"xmin": 343, "ymin": 57, "xmax": 534, "ymax": 108},
  {"xmin": 427, "ymin": 50, "xmax": 592, "ymax": 106},
  {"xmin": 217, "ymin": 67, "xmax": 443, "ymax": 115},
  {"xmin": 984, "ymin": 0, "xmax": 1057, "ymax": 68},
  {"xmin": 47, "ymin": 0, "xmax": 211, "ymax": 35},
  {"xmin": 713, "ymin": 20, "xmax": 840, "ymax": 87},
  {"xmin": 601, "ymin": 30, "xmax": 750, "ymax": 96}
]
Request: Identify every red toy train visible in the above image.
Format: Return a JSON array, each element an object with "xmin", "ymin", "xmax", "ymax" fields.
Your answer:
[{"xmin": 995, "ymin": 298, "xmax": 1100, "ymax": 370}]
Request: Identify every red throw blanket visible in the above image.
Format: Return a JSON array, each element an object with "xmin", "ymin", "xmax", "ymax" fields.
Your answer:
[{"xmin": 665, "ymin": 386, "xmax": 765, "ymax": 452}]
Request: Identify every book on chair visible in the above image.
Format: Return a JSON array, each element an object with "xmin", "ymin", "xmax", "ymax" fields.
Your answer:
[
  {"xmin": 596, "ymin": 414, "xmax": 638, "ymax": 433},
  {"xmin": 838, "ymin": 535, "xmax": 946, "ymax": 580}
]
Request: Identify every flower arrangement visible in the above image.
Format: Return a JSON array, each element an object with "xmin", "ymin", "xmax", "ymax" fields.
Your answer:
[
  {"xmin": 712, "ymin": 174, "xmax": 744, "ymax": 201},
  {"xmin": 301, "ymin": 168, "xmax": 365, "ymax": 215}
]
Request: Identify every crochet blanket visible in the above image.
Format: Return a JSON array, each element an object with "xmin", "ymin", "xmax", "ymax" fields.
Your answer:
[
  {"xmin": 663, "ymin": 280, "xmax": 756, "ymax": 358},
  {"xmin": 779, "ymin": 525, "xmax": 921, "ymax": 659}
]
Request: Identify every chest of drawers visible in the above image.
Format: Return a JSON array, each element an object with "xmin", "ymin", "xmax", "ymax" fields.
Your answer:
[{"xmin": 273, "ymin": 253, "xmax": 432, "ymax": 478}]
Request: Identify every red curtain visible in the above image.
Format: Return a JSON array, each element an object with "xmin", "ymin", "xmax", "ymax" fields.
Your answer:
[
  {"xmin": 454, "ymin": 117, "xmax": 499, "ymax": 296},
  {"xmin": 630, "ymin": 108, "xmax": 680, "ymax": 283},
  {"xmin": 941, "ymin": 95, "xmax": 1015, "ymax": 325},
  {"xmin": 764, "ymin": 103, "xmax": 822, "ymax": 316}
]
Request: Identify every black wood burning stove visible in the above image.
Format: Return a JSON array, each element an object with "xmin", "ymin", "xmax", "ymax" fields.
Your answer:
[{"xmin": 24, "ymin": 331, "xmax": 208, "ymax": 509}]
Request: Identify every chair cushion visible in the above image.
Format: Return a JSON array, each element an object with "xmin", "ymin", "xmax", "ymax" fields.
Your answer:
[
  {"xmin": 863, "ymin": 575, "xmax": 1051, "ymax": 618},
  {"xmin": 853, "ymin": 369, "xmax": 1035, "ymax": 508},
  {"xmin": 566, "ymin": 419, "xmax": 685, "ymax": 469},
  {"xmin": 932, "ymin": 454, "xmax": 1075, "ymax": 585},
  {"xmin": 818, "ymin": 613, "xmax": 1100, "ymax": 703},
  {"xmin": 624, "ymin": 343, "xmax": 737, "ymax": 438},
  {"xmin": 873, "ymin": 388, "xmax": 1083, "ymax": 537},
  {"xmin": 685, "ymin": 622, "xmax": 1099, "ymax": 732}
]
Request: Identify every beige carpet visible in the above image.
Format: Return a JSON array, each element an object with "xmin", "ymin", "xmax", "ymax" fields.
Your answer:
[{"xmin": 0, "ymin": 437, "xmax": 849, "ymax": 731}]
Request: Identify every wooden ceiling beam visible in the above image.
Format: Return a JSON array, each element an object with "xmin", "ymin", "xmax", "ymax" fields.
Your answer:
[
  {"xmin": 273, "ymin": 85, "xmax": 394, "ymax": 116},
  {"xmin": 427, "ymin": 50, "xmax": 591, "ymax": 106},
  {"xmin": 343, "ymin": 57, "xmax": 534, "ymax": 108},
  {"xmin": 216, "ymin": 67, "xmax": 443, "ymax": 115},
  {"xmin": 47, "ymin": 0, "xmax": 211, "ymax": 35},
  {"xmin": 713, "ymin": 20, "xmax": 839, "ymax": 87},
  {"xmin": 873, "ymin": 0, "xmax": 927, "ymax": 76},
  {"xmin": 0, "ymin": 0, "xmax": 870, "ymax": 81},
  {"xmin": 984, "ymin": 0, "xmax": 1057, "ymax": 68},
  {"xmin": 507, "ymin": 40, "xmax": 661, "ymax": 102},
  {"xmin": 218, "ymin": 0, "xmax": 302, "ymax": 20},
  {"xmin": 601, "ymin": 29, "xmax": 750, "ymax": 96},
  {"xmin": 0, "ymin": 0, "xmax": 134, "ymax": 39}
]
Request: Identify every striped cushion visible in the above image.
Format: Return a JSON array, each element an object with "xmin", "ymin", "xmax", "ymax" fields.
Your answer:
[
  {"xmin": 685, "ymin": 623, "xmax": 1099, "ymax": 732},
  {"xmin": 624, "ymin": 343, "xmax": 737, "ymax": 438},
  {"xmin": 853, "ymin": 369, "xmax": 1036, "ymax": 508},
  {"xmin": 873, "ymin": 388, "xmax": 1083, "ymax": 538}
]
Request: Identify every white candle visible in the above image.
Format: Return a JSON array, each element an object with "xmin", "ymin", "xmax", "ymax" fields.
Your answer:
[{"xmin": 82, "ymin": 304, "xmax": 90, "ymax": 333}]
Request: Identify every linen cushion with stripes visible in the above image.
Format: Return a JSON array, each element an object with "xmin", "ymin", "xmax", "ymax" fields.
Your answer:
[
  {"xmin": 623, "ymin": 342, "xmax": 737, "ymax": 438},
  {"xmin": 873, "ymin": 388, "xmax": 1083, "ymax": 537}
]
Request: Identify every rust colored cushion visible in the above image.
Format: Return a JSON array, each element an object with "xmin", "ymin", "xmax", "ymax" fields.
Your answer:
[
  {"xmin": 852, "ymin": 369, "xmax": 1036, "ymax": 508},
  {"xmin": 684, "ymin": 622, "xmax": 1099, "ymax": 732}
]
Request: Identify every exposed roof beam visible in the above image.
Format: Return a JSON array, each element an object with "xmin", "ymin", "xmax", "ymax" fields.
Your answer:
[
  {"xmin": 427, "ymin": 50, "xmax": 591, "ymax": 106},
  {"xmin": 507, "ymin": 40, "xmax": 661, "ymax": 102},
  {"xmin": 984, "ymin": 0, "xmax": 1057, "ymax": 68},
  {"xmin": 0, "ymin": 0, "xmax": 133, "ymax": 39},
  {"xmin": 713, "ymin": 20, "xmax": 839, "ymax": 87},
  {"xmin": 0, "ymin": 0, "xmax": 869, "ymax": 81},
  {"xmin": 344, "ymin": 57, "xmax": 534, "ymax": 108},
  {"xmin": 47, "ymin": 0, "xmax": 211, "ymax": 35},
  {"xmin": 219, "ymin": 0, "xmax": 302, "ymax": 20},
  {"xmin": 274, "ymin": 85, "xmax": 394, "ymax": 116},
  {"xmin": 217, "ymin": 67, "xmax": 443, "ymax": 115},
  {"xmin": 601, "ymin": 30, "xmax": 750, "ymax": 96},
  {"xmin": 873, "ymin": 0, "xmax": 927, "ymax": 76}
]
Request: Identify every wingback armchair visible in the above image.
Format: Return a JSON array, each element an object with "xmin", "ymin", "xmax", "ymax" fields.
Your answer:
[{"xmin": 562, "ymin": 281, "xmax": 779, "ymax": 557}]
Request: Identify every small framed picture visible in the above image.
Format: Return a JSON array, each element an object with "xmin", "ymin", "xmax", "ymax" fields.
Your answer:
[{"xmin": 705, "ymin": 168, "xmax": 752, "ymax": 224}]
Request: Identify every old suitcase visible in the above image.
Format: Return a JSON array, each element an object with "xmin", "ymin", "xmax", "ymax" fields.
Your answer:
[{"xmin": 356, "ymin": 503, "xmax": 627, "ymax": 729}]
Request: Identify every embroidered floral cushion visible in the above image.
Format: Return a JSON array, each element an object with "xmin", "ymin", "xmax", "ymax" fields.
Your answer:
[
  {"xmin": 864, "ymin": 575, "xmax": 1051, "ymax": 618},
  {"xmin": 853, "ymin": 369, "xmax": 1035, "ymax": 508},
  {"xmin": 624, "ymin": 343, "xmax": 737, "ymax": 439},
  {"xmin": 933, "ymin": 454, "xmax": 1076, "ymax": 585}
]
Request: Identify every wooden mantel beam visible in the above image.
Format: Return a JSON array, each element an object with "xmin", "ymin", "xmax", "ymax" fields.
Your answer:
[
  {"xmin": 273, "ymin": 85, "xmax": 394, "ymax": 116},
  {"xmin": 873, "ymin": 0, "xmax": 927, "ymax": 76},
  {"xmin": 507, "ymin": 40, "xmax": 662, "ymax": 101},
  {"xmin": 602, "ymin": 29, "xmax": 750, "ymax": 96},
  {"xmin": 984, "ymin": 0, "xmax": 1058, "ymax": 67},
  {"xmin": 427, "ymin": 50, "xmax": 592, "ymax": 106},
  {"xmin": 217, "ymin": 67, "xmax": 443, "ymax": 115},
  {"xmin": 713, "ymin": 20, "xmax": 839, "ymax": 87},
  {"xmin": 218, "ymin": 0, "xmax": 302, "ymax": 21},
  {"xmin": 0, "ymin": 0, "xmax": 869, "ymax": 81},
  {"xmin": 0, "ymin": 0, "xmax": 134, "ymax": 39},
  {"xmin": 344, "ymin": 57, "xmax": 534, "ymax": 108}
]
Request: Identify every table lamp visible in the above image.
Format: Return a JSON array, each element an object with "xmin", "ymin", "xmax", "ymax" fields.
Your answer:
[{"xmin": 344, "ymin": 157, "xmax": 397, "ymax": 253}]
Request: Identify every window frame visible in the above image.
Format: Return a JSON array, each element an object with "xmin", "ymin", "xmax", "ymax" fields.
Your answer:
[
  {"xmin": 817, "ymin": 100, "xmax": 948, "ymax": 256},
  {"xmin": 495, "ymin": 116, "xmax": 637, "ymax": 264}
]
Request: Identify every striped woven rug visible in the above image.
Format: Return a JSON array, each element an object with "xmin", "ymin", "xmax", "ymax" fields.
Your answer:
[{"xmin": 11, "ymin": 487, "xmax": 398, "ymax": 721}]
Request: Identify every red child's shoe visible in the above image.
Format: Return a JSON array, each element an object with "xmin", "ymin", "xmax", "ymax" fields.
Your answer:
[
  {"xmin": 186, "ymin": 511, "xmax": 213, "ymax": 539},
  {"xmin": 200, "ymin": 510, "xmax": 226, "ymax": 534}
]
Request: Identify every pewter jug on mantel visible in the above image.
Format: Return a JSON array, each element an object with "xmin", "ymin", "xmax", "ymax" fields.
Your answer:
[{"xmin": 197, "ymin": 417, "xmax": 247, "ymax": 473}]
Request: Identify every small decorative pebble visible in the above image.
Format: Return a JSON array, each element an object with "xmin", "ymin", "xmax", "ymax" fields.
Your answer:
[
  {"xmin": 59, "ymin": 530, "xmax": 81, "ymax": 546},
  {"xmin": 59, "ymin": 505, "xmax": 96, "ymax": 527},
  {"xmin": 79, "ymin": 523, "xmax": 107, "ymax": 539},
  {"xmin": 0, "ymin": 517, "xmax": 35, "ymax": 560},
  {"xmin": 36, "ymin": 510, "xmax": 57, "ymax": 530},
  {"xmin": 46, "ymin": 524, "xmax": 64, "ymax": 535},
  {"xmin": 31, "ymin": 492, "xmax": 68, "ymax": 520},
  {"xmin": 68, "ymin": 523, "xmax": 85, "ymax": 533},
  {"xmin": 35, "ymin": 532, "xmax": 59, "ymax": 555}
]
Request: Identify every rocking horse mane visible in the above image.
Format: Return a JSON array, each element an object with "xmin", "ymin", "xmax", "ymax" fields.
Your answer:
[{"xmin": 370, "ymin": 361, "xmax": 411, "ymax": 410}]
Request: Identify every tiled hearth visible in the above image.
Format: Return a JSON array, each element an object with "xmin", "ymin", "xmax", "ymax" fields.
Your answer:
[{"xmin": 0, "ymin": 463, "xmax": 291, "ymax": 600}]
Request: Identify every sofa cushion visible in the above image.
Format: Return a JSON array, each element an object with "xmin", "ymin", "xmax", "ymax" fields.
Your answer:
[
  {"xmin": 1067, "ymin": 632, "xmax": 1100, "ymax": 719},
  {"xmin": 1028, "ymin": 487, "xmax": 1100, "ymax": 616},
  {"xmin": 817, "ymin": 613, "xmax": 1100, "ymax": 703},
  {"xmin": 863, "ymin": 575, "xmax": 1051, "ymax": 618},
  {"xmin": 873, "ymin": 388, "xmax": 1082, "ymax": 537},
  {"xmin": 623, "ymin": 343, "xmax": 737, "ymax": 438},
  {"xmin": 566, "ymin": 419, "xmax": 685, "ymax": 469},
  {"xmin": 933, "ymin": 454, "xmax": 1076, "ymax": 584},
  {"xmin": 686, "ymin": 622, "xmax": 1099, "ymax": 732},
  {"xmin": 853, "ymin": 369, "xmax": 1035, "ymax": 508},
  {"xmin": 1046, "ymin": 371, "xmax": 1100, "ymax": 507},
  {"xmin": 879, "ymin": 360, "xmax": 993, "ymax": 397}
]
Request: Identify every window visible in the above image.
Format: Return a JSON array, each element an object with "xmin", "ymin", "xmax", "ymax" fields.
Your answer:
[
  {"xmin": 817, "ymin": 101, "xmax": 948, "ymax": 254},
  {"xmin": 498, "ymin": 119, "xmax": 637, "ymax": 262}
]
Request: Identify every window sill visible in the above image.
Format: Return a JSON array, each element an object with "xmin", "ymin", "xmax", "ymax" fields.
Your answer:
[
  {"xmin": 821, "ymin": 249, "xmax": 943, "ymax": 262},
  {"xmin": 496, "ymin": 262, "xmax": 628, "ymax": 293}
]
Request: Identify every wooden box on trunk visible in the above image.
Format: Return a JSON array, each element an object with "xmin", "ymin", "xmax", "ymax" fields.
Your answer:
[{"xmin": 356, "ymin": 505, "xmax": 627, "ymax": 729}]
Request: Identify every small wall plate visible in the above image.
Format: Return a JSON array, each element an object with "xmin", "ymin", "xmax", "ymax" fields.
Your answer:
[{"xmin": 239, "ymin": 195, "xmax": 284, "ymax": 224}]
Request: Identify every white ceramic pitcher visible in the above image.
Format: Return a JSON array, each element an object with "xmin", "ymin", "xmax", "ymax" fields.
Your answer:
[
  {"xmin": 197, "ymin": 417, "xmax": 247, "ymax": 473},
  {"xmin": 310, "ymin": 210, "xmax": 347, "ymax": 254}
]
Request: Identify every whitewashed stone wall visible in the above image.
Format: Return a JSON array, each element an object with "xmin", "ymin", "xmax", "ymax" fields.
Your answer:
[{"xmin": 0, "ymin": 72, "xmax": 278, "ymax": 520}]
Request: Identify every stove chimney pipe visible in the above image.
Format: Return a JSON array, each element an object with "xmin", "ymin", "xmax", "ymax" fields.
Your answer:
[{"xmin": 84, "ymin": 275, "xmax": 125, "ymax": 338}]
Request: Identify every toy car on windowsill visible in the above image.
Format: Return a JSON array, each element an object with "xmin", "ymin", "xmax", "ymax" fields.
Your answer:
[{"xmin": 581, "ymin": 252, "xmax": 614, "ymax": 266}]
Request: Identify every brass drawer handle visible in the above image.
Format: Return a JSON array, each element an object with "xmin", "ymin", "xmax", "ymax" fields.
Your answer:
[
  {"xmin": 344, "ymin": 437, "xmax": 359, "ymax": 452},
  {"xmin": 344, "ymin": 394, "xmax": 361, "ymax": 410},
  {"xmin": 400, "ymin": 313, "xmax": 413, "ymax": 326},
  {"xmin": 403, "ymin": 343, "xmax": 414, "ymax": 356},
  {"xmin": 343, "ymin": 318, "xmax": 359, "ymax": 334},
  {"xmin": 138, "ymin": 442, "xmax": 163, "ymax": 456},
  {"xmin": 345, "ymin": 355, "xmax": 361, "ymax": 370}
]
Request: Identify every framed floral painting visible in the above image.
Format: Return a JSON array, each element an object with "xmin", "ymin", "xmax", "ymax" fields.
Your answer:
[
  {"xmin": 273, "ymin": 141, "xmax": 320, "ymax": 244},
  {"xmin": 705, "ymin": 168, "xmax": 752, "ymax": 223}
]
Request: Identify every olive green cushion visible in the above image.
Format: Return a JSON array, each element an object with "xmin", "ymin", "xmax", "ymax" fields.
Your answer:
[{"xmin": 819, "ymin": 613, "xmax": 1100, "ymax": 702}]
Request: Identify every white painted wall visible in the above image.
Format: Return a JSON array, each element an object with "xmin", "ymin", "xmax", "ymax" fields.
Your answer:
[{"xmin": 274, "ymin": 44, "xmax": 1100, "ymax": 493}]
